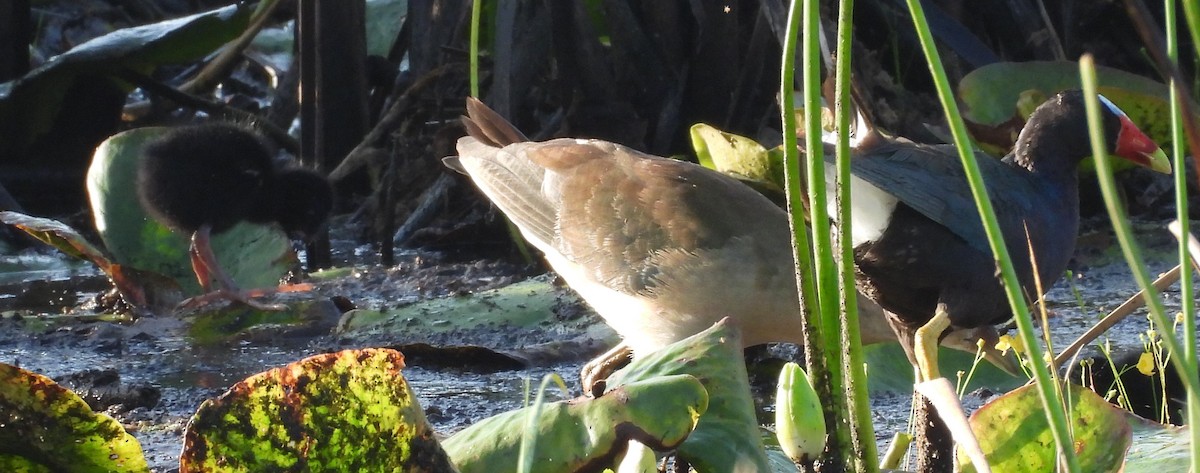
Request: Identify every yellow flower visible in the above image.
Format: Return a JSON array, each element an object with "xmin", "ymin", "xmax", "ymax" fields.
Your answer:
[{"xmin": 1136, "ymin": 352, "xmax": 1157, "ymax": 376}]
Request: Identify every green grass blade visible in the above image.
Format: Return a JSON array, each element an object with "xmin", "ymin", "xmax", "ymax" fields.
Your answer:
[
  {"xmin": 903, "ymin": 1, "xmax": 1079, "ymax": 470},
  {"xmin": 1164, "ymin": 0, "xmax": 1200, "ymax": 468}
]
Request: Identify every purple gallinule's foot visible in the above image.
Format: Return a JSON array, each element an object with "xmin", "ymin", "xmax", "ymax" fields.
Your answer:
[
  {"xmin": 829, "ymin": 90, "xmax": 1169, "ymax": 471},
  {"xmin": 446, "ymin": 97, "xmax": 1011, "ymax": 392},
  {"xmin": 137, "ymin": 124, "xmax": 333, "ymax": 310}
]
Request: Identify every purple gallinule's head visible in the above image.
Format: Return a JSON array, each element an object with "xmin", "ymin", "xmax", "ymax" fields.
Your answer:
[
  {"xmin": 836, "ymin": 90, "xmax": 1169, "ymax": 378},
  {"xmin": 447, "ymin": 97, "xmax": 1012, "ymax": 388},
  {"xmin": 137, "ymin": 123, "xmax": 332, "ymax": 304}
]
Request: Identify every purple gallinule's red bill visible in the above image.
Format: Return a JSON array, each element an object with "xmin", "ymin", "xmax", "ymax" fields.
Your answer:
[
  {"xmin": 828, "ymin": 90, "xmax": 1168, "ymax": 470},
  {"xmin": 137, "ymin": 124, "xmax": 333, "ymax": 309},
  {"xmin": 446, "ymin": 97, "xmax": 1010, "ymax": 389}
]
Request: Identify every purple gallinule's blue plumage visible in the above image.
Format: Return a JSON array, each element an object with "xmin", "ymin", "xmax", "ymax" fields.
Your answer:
[
  {"xmin": 137, "ymin": 123, "xmax": 333, "ymax": 308},
  {"xmin": 830, "ymin": 90, "xmax": 1168, "ymax": 471},
  {"xmin": 831, "ymin": 90, "xmax": 1168, "ymax": 371}
]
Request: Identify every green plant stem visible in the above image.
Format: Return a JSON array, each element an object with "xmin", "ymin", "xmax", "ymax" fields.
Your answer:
[
  {"xmin": 1081, "ymin": 48, "xmax": 1200, "ymax": 418},
  {"xmin": 469, "ymin": 0, "xmax": 482, "ymax": 97},
  {"xmin": 1164, "ymin": 2, "xmax": 1200, "ymax": 465},
  {"xmin": 903, "ymin": 1, "xmax": 1079, "ymax": 471},
  {"xmin": 832, "ymin": 0, "xmax": 878, "ymax": 470},
  {"xmin": 782, "ymin": 0, "xmax": 847, "ymax": 468}
]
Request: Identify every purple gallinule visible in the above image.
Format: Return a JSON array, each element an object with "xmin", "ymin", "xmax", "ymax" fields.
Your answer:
[
  {"xmin": 137, "ymin": 124, "xmax": 333, "ymax": 308},
  {"xmin": 831, "ymin": 90, "xmax": 1168, "ymax": 376},
  {"xmin": 446, "ymin": 97, "xmax": 1009, "ymax": 388},
  {"xmin": 829, "ymin": 90, "xmax": 1168, "ymax": 470}
]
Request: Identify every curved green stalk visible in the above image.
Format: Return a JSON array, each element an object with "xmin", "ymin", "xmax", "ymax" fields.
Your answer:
[
  {"xmin": 903, "ymin": 1, "xmax": 1079, "ymax": 470},
  {"xmin": 832, "ymin": 0, "xmax": 878, "ymax": 470},
  {"xmin": 1165, "ymin": 0, "xmax": 1200, "ymax": 467}
]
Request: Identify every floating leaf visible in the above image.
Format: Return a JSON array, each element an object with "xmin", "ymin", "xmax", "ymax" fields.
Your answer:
[
  {"xmin": 86, "ymin": 128, "xmax": 296, "ymax": 295},
  {"xmin": 442, "ymin": 374, "xmax": 707, "ymax": 472},
  {"xmin": 0, "ymin": 363, "xmax": 148, "ymax": 472},
  {"xmin": 608, "ymin": 318, "xmax": 771, "ymax": 472},
  {"xmin": 1123, "ymin": 416, "xmax": 1191, "ymax": 473},
  {"xmin": 181, "ymin": 348, "xmax": 454, "ymax": 472},
  {"xmin": 961, "ymin": 383, "xmax": 1130, "ymax": 473}
]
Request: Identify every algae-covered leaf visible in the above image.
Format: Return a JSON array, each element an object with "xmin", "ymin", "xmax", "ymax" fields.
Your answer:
[
  {"xmin": 442, "ymin": 374, "xmax": 707, "ymax": 473},
  {"xmin": 607, "ymin": 318, "xmax": 771, "ymax": 473},
  {"xmin": 86, "ymin": 128, "xmax": 295, "ymax": 295},
  {"xmin": 0, "ymin": 363, "xmax": 148, "ymax": 473},
  {"xmin": 961, "ymin": 383, "xmax": 1130, "ymax": 473},
  {"xmin": 181, "ymin": 348, "xmax": 455, "ymax": 473}
]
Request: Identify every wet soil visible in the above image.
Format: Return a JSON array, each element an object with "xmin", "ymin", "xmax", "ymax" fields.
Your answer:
[{"xmin": 0, "ymin": 217, "xmax": 1193, "ymax": 472}]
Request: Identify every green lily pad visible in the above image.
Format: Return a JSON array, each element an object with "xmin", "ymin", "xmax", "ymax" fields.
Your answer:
[
  {"xmin": 961, "ymin": 383, "xmax": 1130, "ymax": 473},
  {"xmin": 181, "ymin": 348, "xmax": 454, "ymax": 472},
  {"xmin": 442, "ymin": 374, "xmax": 707, "ymax": 472},
  {"xmin": 864, "ymin": 342, "xmax": 1023, "ymax": 393},
  {"xmin": 608, "ymin": 319, "xmax": 771, "ymax": 472},
  {"xmin": 959, "ymin": 61, "xmax": 1175, "ymax": 126},
  {"xmin": 0, "ymin": 363, "xmax": 148, "ymax": 472},
  {"xmin": 958, "ymin": 61, "xmax": 1188, "ymax": 167},
  {"xmin": 86, "ymin": 127, "xmax": 296, "ymax": 295},
  {"xmin": 1123, "ymin": 416, "xmax": 1191, "ymax": 473}
]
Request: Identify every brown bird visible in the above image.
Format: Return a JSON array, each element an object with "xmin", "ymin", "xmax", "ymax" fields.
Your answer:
[{"xmin": 446, "ymin": 97, "xmax": 1006, "ymax": 388}]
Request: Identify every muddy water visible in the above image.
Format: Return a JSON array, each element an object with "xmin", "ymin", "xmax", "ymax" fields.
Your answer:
[{"xmin": 0, "ymin": 219, "xmax": 1194, "ymax": 471}]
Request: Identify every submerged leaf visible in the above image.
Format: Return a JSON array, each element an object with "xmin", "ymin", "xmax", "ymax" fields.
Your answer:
[
  {"xmin": 181, "ymin": 348, "xmax": 454, "ymax": 473},
  {"xmin": 0, "ymin": 363, "xmax": 148, "ymax": 472}
]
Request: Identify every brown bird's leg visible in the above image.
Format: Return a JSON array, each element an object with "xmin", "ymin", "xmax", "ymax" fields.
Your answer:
[
  {"xmin": 183, "ymin": 225, "xmax": 286, "ymax": 311},
  {"xmin": 581, "ymin": 342, "xmax": 634, "ymax": 396}
]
